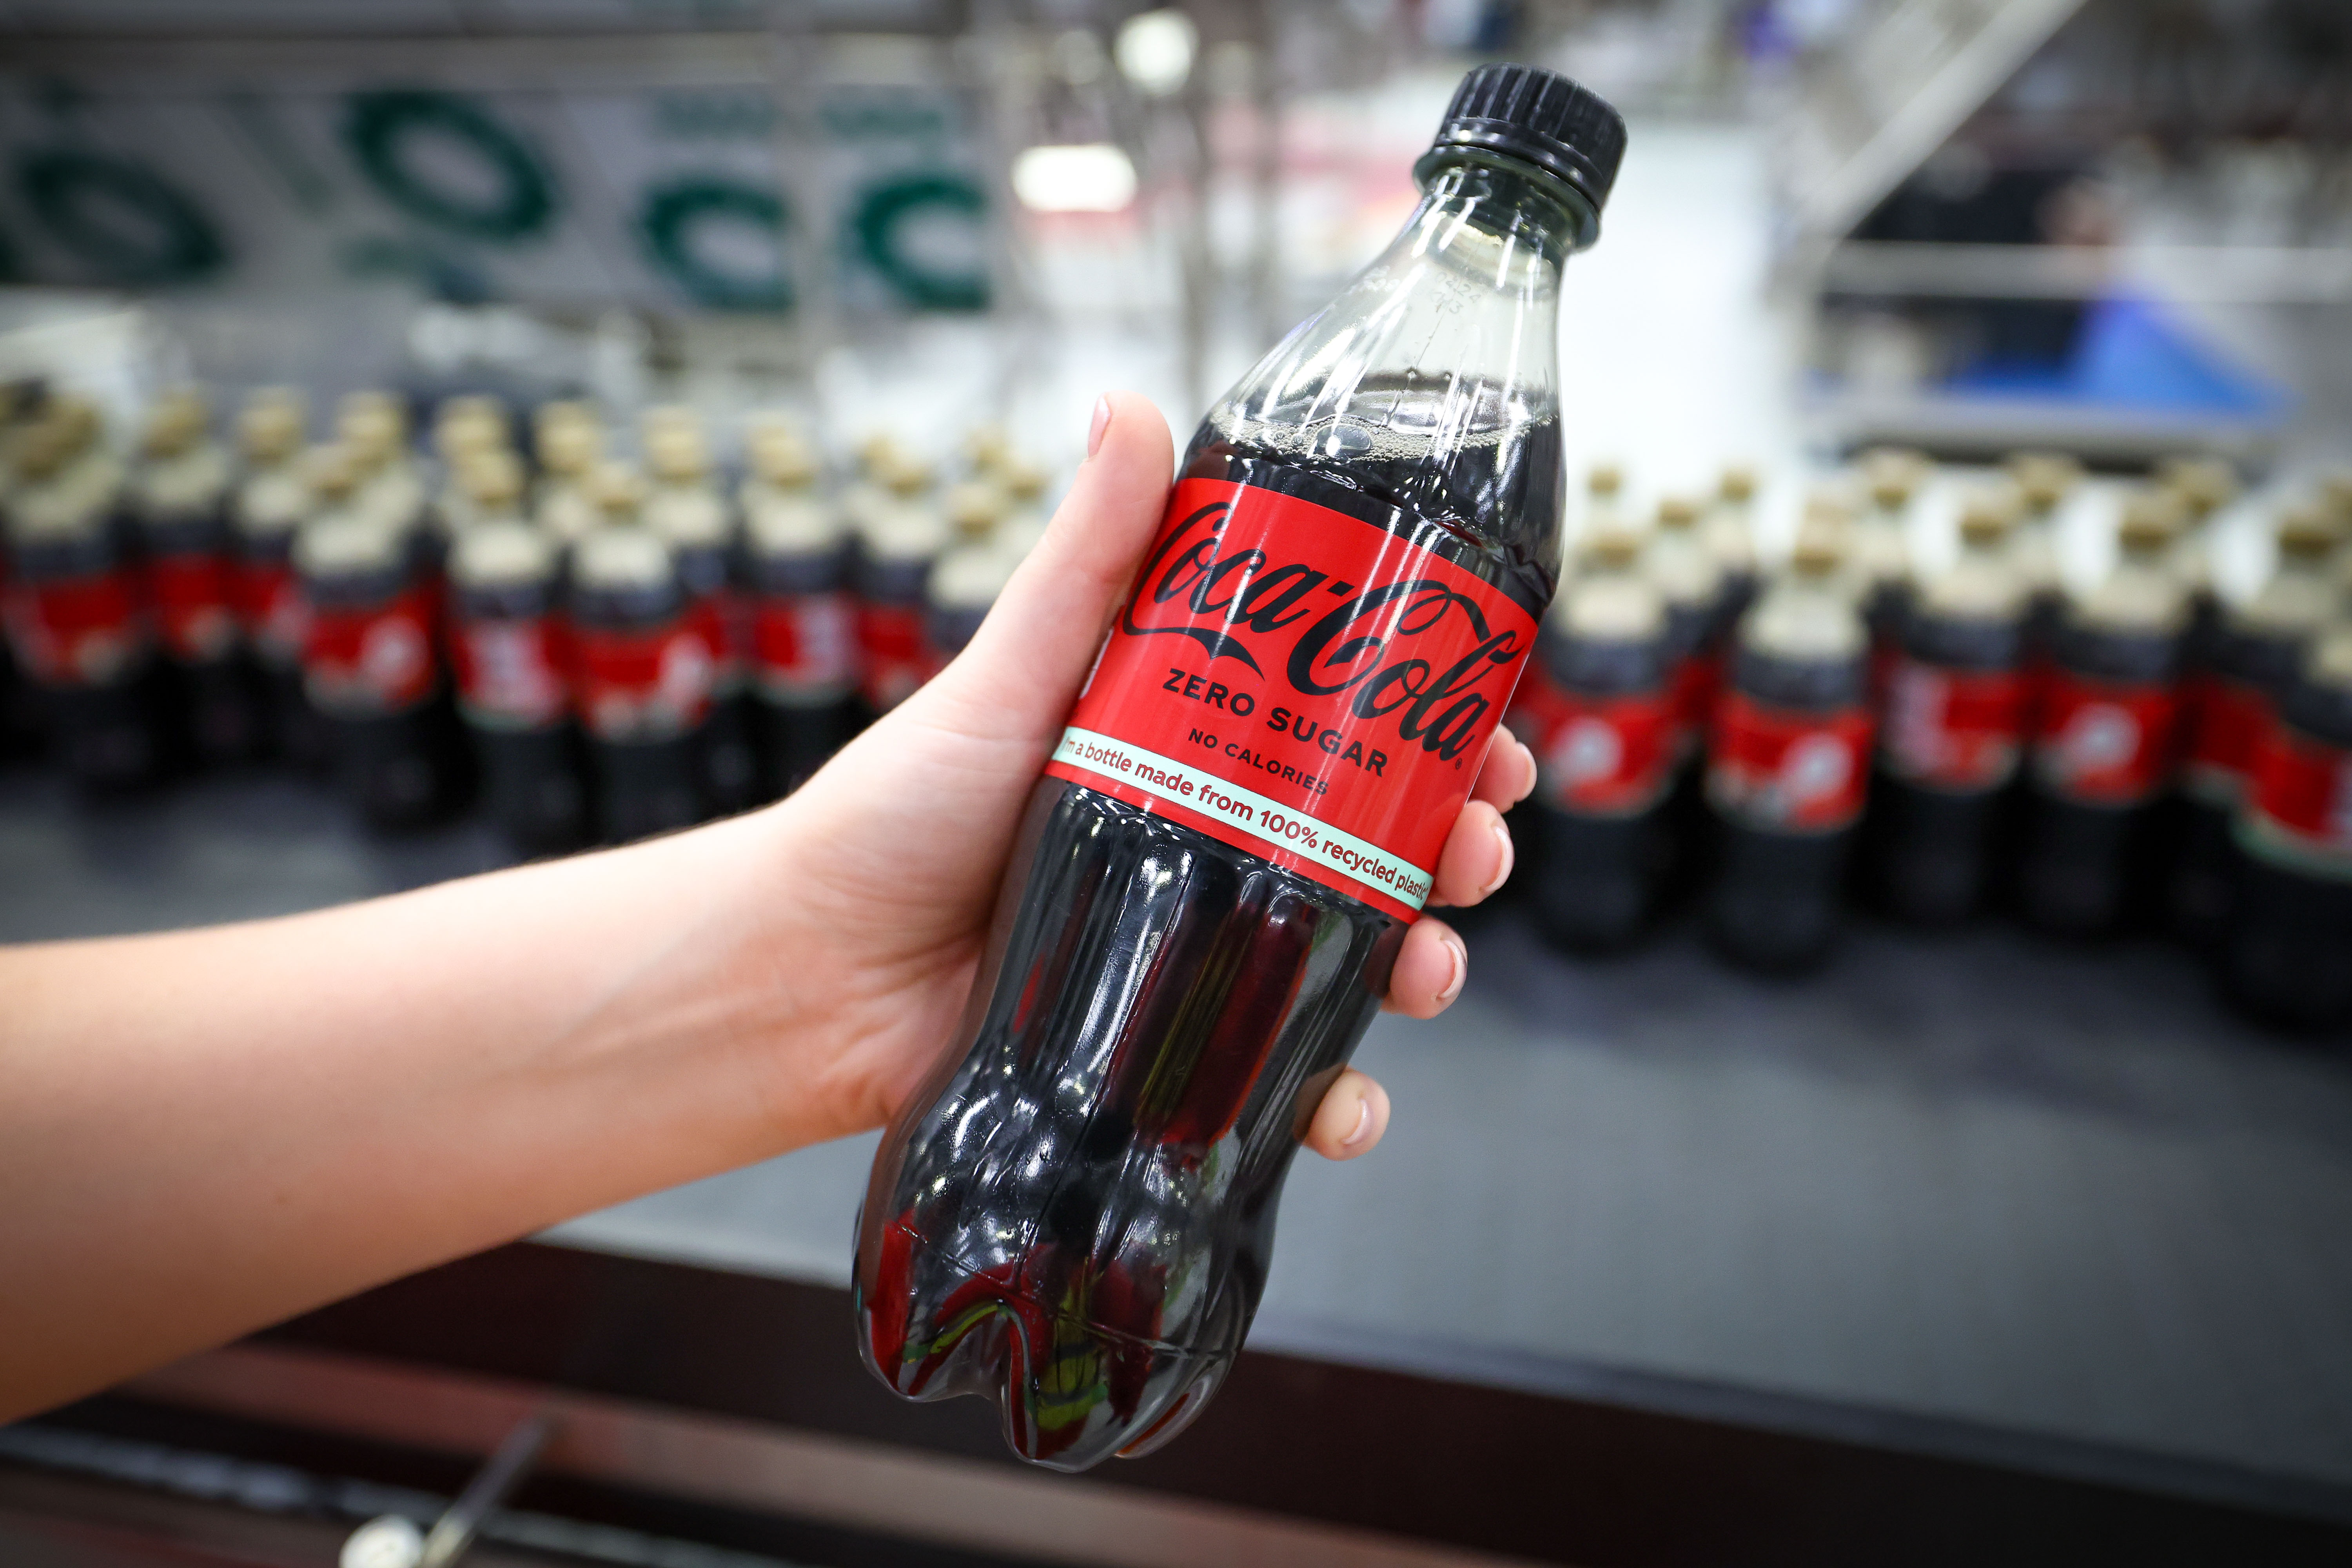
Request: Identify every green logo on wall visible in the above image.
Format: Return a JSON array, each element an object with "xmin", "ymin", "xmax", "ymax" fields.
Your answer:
[
  {"xmin": 343, "ymin": 91, "xmax": 557, "ymax": 243},
  {"xmin": 853, "ymin": 172, "xmax": 987, "ymax": 312},
  {"xmin": 638, "ymin": 178, "xmax": 791, "ymax": 312},
  {"xmin": 16, "ymin": 149, "xmax": 226, "ymax": 286}
]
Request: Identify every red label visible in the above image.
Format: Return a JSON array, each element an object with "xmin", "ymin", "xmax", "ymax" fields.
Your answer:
[
  {"xmin": 303, "ymin": 590, "xmax": 437, "ymax": 716},
  {"xmin": 1510, "ymin": 665, "xmax": 1675, "ymax": 817},
  {"xmin": 1042, "ymin": 476, "xmax": 1539, "ymax": 921},
  {"xmin": 1707, "ymin": 691, "xmax": 1873, "ymax": 832},
  {"xmin": 1882, "ymin": 657, "xmax": 2028, "ymax": 791},
  {"xmin": 754, "ymin": 590, "xmax": 856, "ymax": 701},
  {"xmin": 146, "ymin": 551, "xmax": 240, "ymax": 663},
  {"xmin": 2183, "ymin": 674, "xmax": 2270, "ymax": 804},
  {"xmin": 452, "ymin": 614, "xmax": 570, "ymax": 730},
  {"xmin": 2030, "ymin": 671, "xmax": 2179, "ymax": 806},
  {"xmin": 859, "ymin": 601, "xmax": 933, "ymax": 713},
  {"xmin": 1671, "ymin": 648, "xmax": 1722, "ymax": 759},
  {"xmin": 574, "ymin": 619, "xmax": 716, "ymax": 742},
  {"xmin": 2, "ymin": 572, "xmax": 147, "ymax": 687},
  {"xmin": 684, "ymin": 590, "xmax": 746, "ymax": 695},
  {"xmin": 234, "ymin": 560, "xmax": 309, "ymax": 662},
  {"xmin": 2247, "ymin": 724, "xmax": 2352, "ymax": 862}
]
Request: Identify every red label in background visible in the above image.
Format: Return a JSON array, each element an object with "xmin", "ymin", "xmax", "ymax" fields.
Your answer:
[
  {"xmin": 683, "ymin": 591, "xmax": 746, "ymax": 695},
  {"xmin": 1671, "ymin": 648, "xmax": 1722, "ymax": 760},
  {"xmin": 303, "ymin": 590, "xmax": 437, "ymax": 717},
  {"xmin": 2030, "ymin": 671, "xmax": 2179, "ymax": 806},
  {"xmin": 234, "ymin": 560, "xmax": 308, "ymax": 663},
  {"xmin": 754, "ymin": 591, "xmax": 856, "ymax": 701},
  {"xmin": 145, "ymin": 552, "xmax": 240, "ymax": 663},
  {"xmin": 1044, "ymin": 476, "xmax": 1539, "ymax": 921},
  {"xmin": 1881, "ymin": 657, "xmax": 2027, "ymax": 791},
  {"xmin": 1707, "ymin": 691, "xmax": 1873, "ymax": 832},
  {"xmin": 2183, "ymin": 674, "xmax": 2270, "ymax": 804},
  {"xmin": 573, "ymin": 620, "xmax": 715, "ymax": 743},
  {"xmin": 2, "ymin": 573, "xmax": 147, "ymax": 687},
  {"xmin": 452, "ymin": 615, "xmax": 569, "ymax": 730},
  {"xmin": 1511, "ymin": 666, "xmax": 1675, "ymax": 817},
  {"xmin": 2245, "ymin": 724, "xmax": 2352, "ymax": 867},
  {"xmin": 859, "ymin": 601, "xmax": 933, "ymax": 713}
]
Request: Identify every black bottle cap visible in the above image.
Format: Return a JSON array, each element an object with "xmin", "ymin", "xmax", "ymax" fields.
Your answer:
[{"xmin": 1415, "ymin": 64, "xmax": 1627, "ymax": 248}]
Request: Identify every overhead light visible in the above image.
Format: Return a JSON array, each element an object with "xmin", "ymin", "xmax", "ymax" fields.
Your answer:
[
  {"xmin": 1012, "ymin": 143, "xmax": 1137, "ymax": 214},
  {"xmin": 1115, "ymin": 9, "xmax": 1197, "ymax": 97}
]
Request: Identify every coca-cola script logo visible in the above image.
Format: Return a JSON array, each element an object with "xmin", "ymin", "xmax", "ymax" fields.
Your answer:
[{"xmin": 1118, "ymin": 500, "xmax": 1524, "ymax": 764}]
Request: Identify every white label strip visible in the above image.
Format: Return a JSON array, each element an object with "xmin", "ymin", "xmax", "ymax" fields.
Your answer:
[{"xmin": 1054, "ymin": 726, "xmax": 1432, "ymax": 911}]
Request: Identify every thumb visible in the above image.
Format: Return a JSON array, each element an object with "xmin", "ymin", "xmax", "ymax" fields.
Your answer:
[{"xmin": 931, "ymin": 391, "xmax": 1176, "ymax": 744}]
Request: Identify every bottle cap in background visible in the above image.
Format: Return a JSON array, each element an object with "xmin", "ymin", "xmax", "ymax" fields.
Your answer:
[
  {"xmin": 294, "ymin": 512, "xmax": 405, "ymax": 581},
  {"xmin": 647, "ymin": 424, "xmax": 711, "ymax": 485},
  {"xmin": 590, "ymin": 462, "xmax": 645, "ymax": 526},
  {"xmin": 463, "ymin": 449, "xmax": 527, "ymax": 513},
  {"xmin": 1958, "ymin": 495, "xmax": 2018, "ymax": 547},
  {"xmin": 1717, "ymin": 464, "xmax": 1758, "ymax": 504},
  {"xmin": 749, "ymin": 427, "xmax": 822, "ymax": 490},
  {"xmin": 538, "ymin": 417, "xmax": 603, "ymax": 479},
  {"xmin": 452, "ymin": 518, "xmax": 557, "ymax": 590},
  {"xmin": 305, "ymin": 443, "xmax": 359, "ymax": 504},
  {"xmin": 573, "ymin": 526, "xmax": 672, "ymax": 593},
  {"xmin": 999, "ymin": 457, "xmax": 1050, "ymax": 505},
  {"xmin": 2276, "ymin": 505, "xmax": 2346, "ymax": 563},
  {"xmin": 1580, "ymin": 524, "xmax": 1644, "ymax": 571},
  {"xmin": 2115, "ymin": 499, "xmax": 2180, "ymax": 557},
  {"xmin": 1788, "ymin": 533, "xmax": 1845, "ymax": 578},
  {"xmin": 239, "ymin": 395, "xmax": 306, "ymax": 463},
  {"xmin": 2004, "ymin": 451, "xmax": 2082, "ymax": 516},
  {"xmin": 964, "ymin": 423, "xmax": 1012, "ymax": 475},
  {"xmin": 1585, "ymin": 461, "xmax": 1622, "ymax": 499},
  {"xmin": 1654, "ymin": 496, "xmax": 1700, "ymax": 532},
  {"xmin": 1414, "ymin": 63, "xmax": 1626, "ymax": 247},
  {"xmin": 944, "ymin": 479, "xmax": 1003, "ymax": 541},
  {"xmin": 2156, "ymin": 455, "xmax": 2237, "ymax": 522}
]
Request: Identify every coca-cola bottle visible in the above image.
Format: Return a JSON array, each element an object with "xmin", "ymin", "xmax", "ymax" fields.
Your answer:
[
  {"xmin": 924, "ymin": 481, "xmax": 1012, "ymax": 664},
  {"xmin": 1851, "ymin": 457, "xmax": 1918, "ymax": 698},
  {"xmin": 1518, "ymin": 526, "xmax": 1676, "ymax": 950},
  {"xmin": 853, "ymin": 457, "xmax": 947, "ymax": 717},
  {"xmin": 1704, "ymin": 463, "xmax": 1760, "ymax": 623},
  {"xmin": 744, "ymin": 426, "xmax": 859, "ymax": 794},
  {"xmin": 2223, "ymin": 622, "xmax": 2352, "ymax": 1029},
  {"xmin": 2170, "ymin": 506, "xmax": 2343, "ymax": 944},
  {"xmin": 447, "ymin": 454, "xmax": 588, "ymax": 853},
  {"xmin": 854, "ymin": 64, "xmax": 1621, "ymax": 1470},
  {"xmin": 131, "ymin": 390, "xmax": 263, "ymax": 766},
  {"xmin": 531, "ymin": 407, "xmax": 605, "ymax": 551},
  {"xmin": 645, "ymin": 421, "xmax": 758, "ymax": 813},
  {"xmin": 1865, "ymin": 497, "xmax": 2032, "ymax": 924},
  {"xmin": 0, "ymin": 419, "xmax": 165, "ymax": 789},
  {"xmin": 1704, "ymin": 532, "xmax": 1875, "ymax": 971},
  {"xmin": 569, "ymin": 512, "xmax": 714, "ymax": 844},
  {"xmin": 232, "ymin": 405, "xmax": 328, "ymax": 769},
  {"xmin": 1647, "ymin": 496, "xmax": 1728, "ymax": 764},
  {"xmin": 2016, "ymin": 498, "xmax": 2189, "ymax": 934},
  {"xmin": 294, "ymin": 459, "xmax": 461, "ymax": 830}
]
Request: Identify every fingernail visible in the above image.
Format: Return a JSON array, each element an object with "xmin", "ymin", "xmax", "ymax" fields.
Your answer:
[
  {"xmin": 1338, "ymin": 1098, "xmax": 1374, "ymax": 1150},
  {"xmin": 1481, "ymin": 818, "xmax": 1515, "ymax": 896},
  {"xmin": 1086, "ymin": 394, "xmax": 1112, "ymax": 458},
  {"xmin": 1436, "ymin": 930, "xmax": 1467, "ymax": 1004}
]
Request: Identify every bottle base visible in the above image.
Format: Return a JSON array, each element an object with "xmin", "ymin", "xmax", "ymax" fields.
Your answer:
[{"xmin": 855, "ymin": 1218, "xmax": 1233, "ymax": 1473}]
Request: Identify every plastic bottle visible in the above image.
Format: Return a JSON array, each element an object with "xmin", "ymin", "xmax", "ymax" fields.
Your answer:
[
  {"xmin": 1849, "ymin": 464, "xmax": 1916, "ymax": 704},
  {"xmin": 2016, "ymin": 496, "xmax": 2190, "ymax": 934},
  {"xmin": 231, "ymin": 402, "xmax": 325, "ymax": 766},
  {"xmin": 2223, "ymin": 622, "xmax": 2352, "ymax": 1030},
  {"xmin": 2171, "ymin": 505, "xmax": 2345, "ymax": 944},
  {"xmin": 646, "ymin": 423, "xmax": 758, "ymax": 812},
  {"xmin": 743, "ymin": 426, "xmax": 860, "ymax": 794},
  {"xmin": 924, "ymin": 483, "xmax": 1017, "ymax": 665},
  {"xmin": 1519, "ymin": 526, "xmax": 1676, "ymax": 949},
  {"xmin": 853, "ymin": 457, "xmax": 948, "ymax": 716},
  {"xmin": 294, "ymin": 465, "xmax": 459, "ymax": 830},
  {"xmin": 1704, "ymin": 463, "xmax": 1760, "ymax": 622},
  {"xmin": 1865, "ymin": 495, "xmax": 2033, "ymax": 924},
  {"xmin": 855, "ymin": 64, "xmax": 1620, "ymax": 1470},
  {"xmin": 0, "ymin": 418, "xmax": 165, "ymax": 788},
  {"xmin": 1646, "ymin": 496, "xmax": 1727, "ymax": 760},
  {"xmin": 1704, "ymin": 532, "xmax": 1875, "ymax": 971},
  {"xmin": 131, "ymin": 389, "xmax": 263, "ymax": 764},
  {"xmin": 569, "ymin": 518, "xmax": 713, "ymax": 844},
  {"xmin": 448, "ymin": 456, "xmax": 588, "ymax": 853},
  {"xmin": 532, "ymin": 412, "xmax": 605, "ymax": 551}
]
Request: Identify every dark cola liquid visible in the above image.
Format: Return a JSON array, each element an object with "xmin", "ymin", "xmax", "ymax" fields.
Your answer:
[{"xmin": 854, "ymin": 394, "xmax": 1560, "ymax": 1471}]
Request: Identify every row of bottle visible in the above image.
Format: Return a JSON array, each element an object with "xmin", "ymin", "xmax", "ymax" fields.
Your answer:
[
  {"xmin": 0, "ymin": 384, "xmax": 1050, "ymax": 851},
  {"xmin": 1508, "ymin": 450, "xmax": 2352, "ymax": 1034}
]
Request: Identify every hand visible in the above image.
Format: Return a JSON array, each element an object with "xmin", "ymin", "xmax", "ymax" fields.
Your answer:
[{"xmin": 753, "ymin": 392, "xmax": 1538, "ymax": 1159}]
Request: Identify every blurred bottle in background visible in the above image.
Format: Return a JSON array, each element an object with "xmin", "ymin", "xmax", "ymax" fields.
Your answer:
[
  {"xmin": 923, "ymin": 480, "xmax": 1015, "ymax": 665},
  {"xmin": 448, "ymin": 454, "xmax": 588, "ymax": 854},
  {"xmin": 570, "ymin": 510, "xmax": 711, "ymax": 844},
  {"xmin": 1, "ymin": 417, "xmax": 163, "ymax": 790},
  {"xmin": 131, "ymin": 388, "xmax": 261, "ymax": 766},
  {"xmin": 2016, "ymin": 495, "xmax": 2190, "ymax": 935},
  {"xmin": 855, "ymin": 456, "xmax": 946, "ymax": 717},
  {"xmin": 744, "ymin": 423, "xmax": 859, "ymax": 795},
  {"xmin": 231, "ymin": 394, "xmax": 322, "ymax": 766},
  {"xmin": 1866, "ymin": 495, "xmax": 2032, "ymax": 925},
  {"xmin": 1520, "ymin": 526, "xmax": 1677, "ymax": 950},
  {"xmin": 2171, "ymin": 506, "xmax": 2344, "ymax": 944},
  {"xmin": 295, "ymin": 457, "xmax": 461, "ymax": 830},
  {"xmin": 2224, "ymin": 622, "xmax": 2352, "ymax": 1030},
  {"xmin": 646, "ymin": 416, "xmax": 757, "ymax": 813},
  {"xmin": 1705, "ymin": 532, "xmax": 1875, "ymax": 971}
]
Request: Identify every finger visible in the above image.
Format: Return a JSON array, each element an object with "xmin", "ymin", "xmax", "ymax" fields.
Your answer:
[
  {"xmin": 1303, "ymin": 1068, "xmax": 1390, "ymax": 1160},
  {"xmin": 1382, "ymin": 914, "xmax": 1468, "ymax": 1018},
  {"xmin": 1429, "ymin": 798, "xmax": 1513, "ymax": 909},
  {"xmin": 1470, "ymin": 730, "xmax": 1538, "ymax": 810},
  {"xmin": 931, "ymin": 392, "xmax": 1175, "ymax": 743}
]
